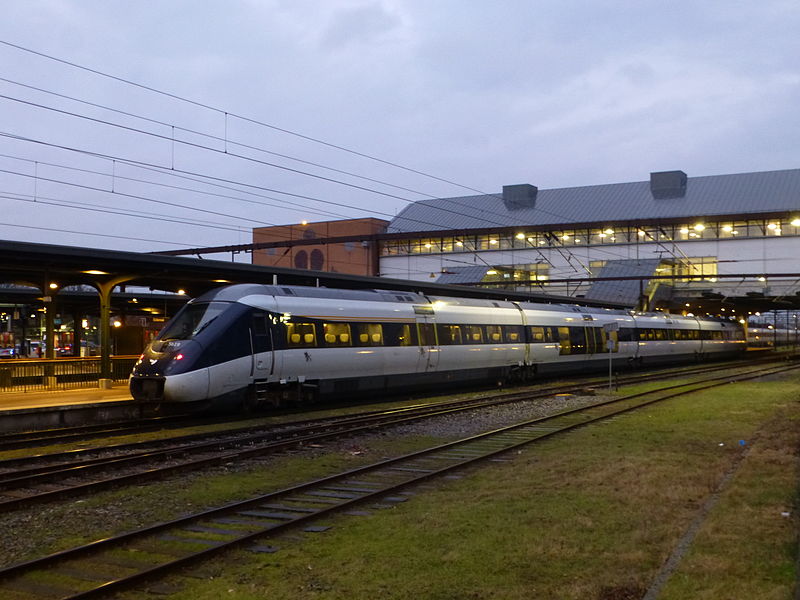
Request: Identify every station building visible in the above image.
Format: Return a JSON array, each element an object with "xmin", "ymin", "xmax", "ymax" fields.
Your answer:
[
  {"xmin": 252, "ymin": 167, "xmax": 800, "ymax": 315},
  {"xmin": 381, "ymin": 167, "xmax": 800, "ymax": 308}
]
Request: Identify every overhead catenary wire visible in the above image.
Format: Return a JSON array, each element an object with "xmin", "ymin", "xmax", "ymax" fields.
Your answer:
[
  {"xmin": 0, "ymin": 151, "xmax": 355, "ymax": 222},
  {"xmin": 0, "ymin": 213, "xmax": 198, "ymax": 247},
  {"xmin": 0, "ymin": 131, "xmax": 479, "ymax": 232},
  {"xmin": 0, "ymin": 92, "xmax": 551, "ymax": 232},
  {"xmin": 0, "ymin": 190, "xmax": 253, "ymax": 234},
  {"xmin": 0, "ymin": 39, "xmax": 520, "ymax": 198},
  {"xmin": 0, "ymin": 47, "xmax": 595, "ymax": 263},
  {"xmin": 0, "ymin": 43, "xmax": 582, "ymax": 227},
  {"xmin": 0, "ymin": 40, "xmax": 678, "ymax": 271},
  {"xmin": 0, "ymin": 76, "xmax": 443, "ymax": 201}
]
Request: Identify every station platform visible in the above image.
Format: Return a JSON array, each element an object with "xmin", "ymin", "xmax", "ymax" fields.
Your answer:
[{"xmin": 0, "ymin": 385, "xmax": 138, "ymax": 433}]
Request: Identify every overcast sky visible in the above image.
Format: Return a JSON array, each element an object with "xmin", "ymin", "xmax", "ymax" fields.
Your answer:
[{"xmin": 1, "ymin": 1, "xmax": 798, "ymax": 256}]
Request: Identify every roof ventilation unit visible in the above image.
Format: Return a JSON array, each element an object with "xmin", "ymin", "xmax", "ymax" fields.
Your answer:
[
  {"xmin": 502, "ymin": 183, "xmax": 538, "ymax": 210},
  {"xmin": 650, "ymin": 170, "xmax": 687, "ymax": 199}
]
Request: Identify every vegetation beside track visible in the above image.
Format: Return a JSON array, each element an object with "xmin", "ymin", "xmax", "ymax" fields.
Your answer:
[{"xmin": 114, "ymin": 373, "xmax": 800, "ymax": 600}]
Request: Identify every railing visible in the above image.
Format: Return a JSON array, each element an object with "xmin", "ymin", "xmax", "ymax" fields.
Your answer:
[{"xmin": 0, "ymin": 357, "xmax": 139, "ymax": 393}]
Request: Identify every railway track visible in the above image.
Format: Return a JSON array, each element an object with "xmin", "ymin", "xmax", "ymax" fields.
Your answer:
[
  {"xmin": 0, "ymin": 361, "xmax": 796, "ymax": 599},
  {"xmin": 0, "ymin": 359, "xmax": 790, "ymax": 512},
  {"xmin": 0, "ymin": 354, "xmax": 783, "ymax": 452}
]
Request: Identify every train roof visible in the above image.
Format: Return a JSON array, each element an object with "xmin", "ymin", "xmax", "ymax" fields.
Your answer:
[{"xmin": 190, "ymin": 284, "xmax": 741, "ymax": 327}]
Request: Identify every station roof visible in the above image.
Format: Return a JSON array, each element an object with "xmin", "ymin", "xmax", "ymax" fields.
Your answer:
[
  {"xmin": 0, "ymin": 239, "xmax": 626, "ymax": 309},
  {"xmin": 389, "ymin": 167, "xmax": 800, "ymax": 233}
]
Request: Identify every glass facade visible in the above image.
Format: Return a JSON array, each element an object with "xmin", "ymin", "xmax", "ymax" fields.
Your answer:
[{"xmin": 381, "ymin": 217, "xmax": 800, "ymax": 256}]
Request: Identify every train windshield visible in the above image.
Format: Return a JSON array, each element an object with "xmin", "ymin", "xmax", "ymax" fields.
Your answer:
[{"xmin": 158, "ymin": 302, "xmax": 228, "ymax": 341}]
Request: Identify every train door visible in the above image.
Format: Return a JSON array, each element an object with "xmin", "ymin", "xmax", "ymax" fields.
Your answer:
[
  {"xmin": 250, "ymin": 311, "xmax": 273, "ymax": 380},
  {"xmin": 416, "ymin": 316, "xmax": 439, "ymax": 372}
]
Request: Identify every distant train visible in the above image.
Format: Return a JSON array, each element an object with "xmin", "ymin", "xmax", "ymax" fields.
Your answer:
[
  {"xmin": 129, "ymin": 284, "xmax": 747, "ymax": 411},
  {"xmin": 746, "ymin": 326, "xmax": 798, "ymax": 348}
]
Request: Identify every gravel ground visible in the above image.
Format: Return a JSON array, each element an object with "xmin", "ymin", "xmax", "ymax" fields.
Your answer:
[{"xmin": 0, "ymin": 392, "xmax": 606, "ymax": 567}]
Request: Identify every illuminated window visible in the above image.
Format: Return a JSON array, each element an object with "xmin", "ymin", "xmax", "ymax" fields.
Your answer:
[{"xmin": 287, "ymin": 322, "xmax": 316, "ymax": 347}]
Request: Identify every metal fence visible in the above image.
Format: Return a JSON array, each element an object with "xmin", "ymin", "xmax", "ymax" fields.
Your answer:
[{"xmin": 0, "ymin": 357, "xmax": 139, "ymax": 393}]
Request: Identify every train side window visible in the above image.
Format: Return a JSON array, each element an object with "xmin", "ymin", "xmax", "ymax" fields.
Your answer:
[
  {"xmin": 418, "ymin": 323, "xmax": 437, "ymax": 346},
  {"xmin": 322, "ymin": 323, "xmax": 351, "ymax": 347},
  {"xmin": 437, "ymin": 325, "xmax": 462, "ymax": 345},
  {"xmin": 654, "ymin": 329, "xmax": 666, "ymax": 341},
  {"xmin": 530, "ymin": 326, "xmax": 545, "ymax": 342},
  {"xmin": 557, "ymin": 326, "xmax": 571, "ymax": 355},
  {"xmin": 503, "ymin": 325, "xmax": 523, "ymax": 343},
  {"xmin": 589, "ymin": 328, "xmax": 606, "ymax": 353},
  {"xmin": 569, "ymin": 327, "xmax": 587, "ymax": 354},
  {"xmin": 486, "ymin": 325, "xmax": 502, "ymax": 343},
  {"xmin": 463, "ymin": 325, "xmax": 483, "ymax": 343},
  {"xmin": 384, "ymin": 323, "xmax": 415, "ymax": 346},
  {"xmin": 251, "ymin": 312, "xmax": 271, "ymax": 353},
  {"xmin": 616, "ymin": 327, "xmax": 633, "ymax": 342},
  {"xmin": 354, "ymin": 323, "xmax": 383, "ymax": 346},
  {"xmin": 287, "ymin": 322, "xmax": 316, "ymax": 348}
]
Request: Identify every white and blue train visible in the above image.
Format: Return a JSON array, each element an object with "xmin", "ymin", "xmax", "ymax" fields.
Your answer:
[{"xmin": 129, "ymin": 284, "xmax": 746, "ymax": 411}]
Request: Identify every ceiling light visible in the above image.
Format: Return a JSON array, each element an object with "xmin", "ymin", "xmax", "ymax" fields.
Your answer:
[
  {"xmin": 515, "ymin": 233, "xmax": 526, "ymax": 240},
  {"xmin": 767, "ymin": 223, "xmax": 778, "ymax": 230},
  {"xmin": 791, "ymin": 218, "xmax": 800, "ymax": 227},
  {"xmin": 679, "ymin": 228, "xmax": 689, "ymax": 234},
  {"xmin": 49, "ymin": 282, "xmax": 58, "ymax": 289},
  {"xmin": 722, "ymin": 225, "xmax": 733, "ymax": 232},
  {"xmin": 693, "ymin": 223, "xmax": 705, "ymax": 231},
  {"xmin": 82, "ymin": 270, "xmax": 109, "ymax": 275}
]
